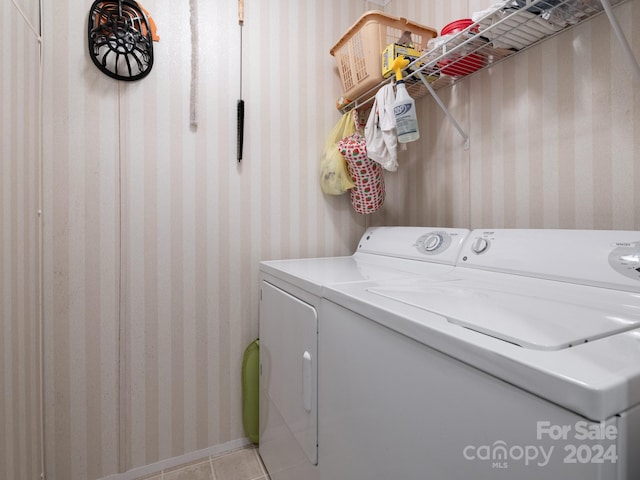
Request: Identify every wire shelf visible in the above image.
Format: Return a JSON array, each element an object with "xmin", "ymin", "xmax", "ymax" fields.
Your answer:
[{"xmin": 341, "ymin": 0, "xmax": 629, "ymax": 114}]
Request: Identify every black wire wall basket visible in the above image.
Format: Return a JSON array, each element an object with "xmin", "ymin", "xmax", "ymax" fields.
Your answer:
[{"xmin": 87, "ymin": 0, "xmax": 158, "ymax": 81}]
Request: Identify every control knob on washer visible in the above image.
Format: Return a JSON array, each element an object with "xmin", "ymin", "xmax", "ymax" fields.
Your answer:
[
  {"xmin": 423, "ymin": 233, "xmax": 443, "ymax": 252},
  {"xmin": 471, "ymin": 237, "xmax": 489, "ymax": 254}
]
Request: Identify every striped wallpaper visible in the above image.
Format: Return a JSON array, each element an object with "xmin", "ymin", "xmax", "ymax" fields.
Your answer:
[
  {"xmin": 1, "ymin": 0, "xmax": 43, "ymax": 479},
  {"xmin": 41, "ymin": 0, "xmax": 367, "ymax": 479},
  {"xmin": 2, "ymin": 0, "xmax": 638, "ymax": 479}
]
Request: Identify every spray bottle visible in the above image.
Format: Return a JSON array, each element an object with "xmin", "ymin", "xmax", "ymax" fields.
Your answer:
[{"xmin": 391, "ymin": 56, "xmax": 420, "ymax": 143}]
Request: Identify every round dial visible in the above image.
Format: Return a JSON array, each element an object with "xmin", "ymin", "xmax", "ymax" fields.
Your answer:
[
  {"xmin": 471, "ymin": 237, "xmax": 489, "ymax": 254},
  {"xmin": 423, "ymin": 234, "xmax": 443, "ymax": 252},
  {"xmin": 415, "ymin": 231, "xmax": 452, "ymax": 255}
]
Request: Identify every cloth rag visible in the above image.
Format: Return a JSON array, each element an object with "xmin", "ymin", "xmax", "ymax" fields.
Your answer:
[{"xmin": 365, "ymin": 84, "xmax": 398, "ymax": 172}]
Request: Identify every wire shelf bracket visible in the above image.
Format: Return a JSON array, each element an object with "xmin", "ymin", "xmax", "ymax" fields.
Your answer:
[
  {"xmin": 600, "ymin": 0, "xmax": 640, "ymax": 84},
  {"xmin": 416, "ymin": 71, "xmax": 470, "ymax": 150}
]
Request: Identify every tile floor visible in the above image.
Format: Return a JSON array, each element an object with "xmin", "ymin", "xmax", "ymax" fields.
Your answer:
[{"xmin": 136, "ymin": 445, "xmax": 270, "ymax": 480}]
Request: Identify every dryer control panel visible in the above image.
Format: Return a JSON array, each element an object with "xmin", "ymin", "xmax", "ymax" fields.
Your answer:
[
  {"xmin": 608, "ymin": 241, "xmax": 640, "ymax": 282},
  {"xmin": 460, "ymin": 229, "xmax": 640, "ymax": 292},
  {"xmin": 357, "ymin": 227, "xmax": 469, "ymax": 265}
]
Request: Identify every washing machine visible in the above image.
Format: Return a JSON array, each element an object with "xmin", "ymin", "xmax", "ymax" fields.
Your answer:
[
  {"xmin": 320, "ymin": 229, "xmax": 640, "ymax": 480},
  {"xmin": 258, "ymin": 226, "xmax": 469, "ymax": 480}
]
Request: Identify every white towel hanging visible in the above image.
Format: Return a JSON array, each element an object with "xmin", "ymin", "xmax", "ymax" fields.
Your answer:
[{"xmin": 365, "ymin": 84, "xmax": 398, "ymax": 172}]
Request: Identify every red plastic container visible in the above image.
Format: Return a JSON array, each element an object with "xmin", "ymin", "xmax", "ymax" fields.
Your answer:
[
  {"xmin": 438, "ymin": 18, "xmax": 483, "ymax": 77},
  {"xmin": 441, "ymin": 18, "xmax": 477, "ymax": 36},
  {"xmin": 439, "ymin": 54, "xmax": 484, "ymax": 76}
]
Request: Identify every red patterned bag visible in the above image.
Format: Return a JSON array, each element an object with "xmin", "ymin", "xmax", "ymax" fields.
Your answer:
[{"xmin": 339, "ymin": 111, "xmax": 385, "ymax": 215}]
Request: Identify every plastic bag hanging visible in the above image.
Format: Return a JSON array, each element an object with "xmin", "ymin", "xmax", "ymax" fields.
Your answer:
[{"xmin": 320, "ymin": 113, "xmax": 356, "ymax": 195}]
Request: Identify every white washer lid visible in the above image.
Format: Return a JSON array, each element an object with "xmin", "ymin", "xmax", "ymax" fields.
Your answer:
[
  {"xmin": 325, "ymin": 278, "xmax": 640, "ymax": 420},
  {"xmin": 369, "ymin": 271, "xmax": 640, "ymax": 350}
]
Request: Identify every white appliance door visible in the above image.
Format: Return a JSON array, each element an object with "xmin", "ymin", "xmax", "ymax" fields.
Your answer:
[{"xmin": 260, "ymin": 281, "xmax": 318, "ymax": 468}]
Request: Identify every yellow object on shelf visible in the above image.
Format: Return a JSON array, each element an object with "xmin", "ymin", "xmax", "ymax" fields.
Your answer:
[
  {"xmin": 390, "ymin": 55, "xmax": 410, "ymax": 81},
  {"xmin": 382, "ymin": 44, "xmax": 422, "ymax": 79}
]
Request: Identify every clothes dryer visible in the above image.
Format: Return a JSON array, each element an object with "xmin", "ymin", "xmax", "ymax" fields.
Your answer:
[{"xmin": 258, "ymin": 226, "xmax": 469, "ymax": 480}]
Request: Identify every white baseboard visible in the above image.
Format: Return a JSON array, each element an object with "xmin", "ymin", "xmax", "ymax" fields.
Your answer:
[{"xmin": 99, "ymin": 438, "xmax": 253, "ymax": 480}]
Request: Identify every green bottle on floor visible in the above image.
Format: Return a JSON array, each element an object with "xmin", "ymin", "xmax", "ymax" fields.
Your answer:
[{"xmin": 242, "ymin": 338, "xmax": 260, "ymax": 444}]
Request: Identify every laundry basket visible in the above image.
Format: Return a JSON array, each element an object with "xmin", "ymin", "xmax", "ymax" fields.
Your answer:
[{"xmin": 330, "ymin": 11, "xmax": 437, "ymax": 101}]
